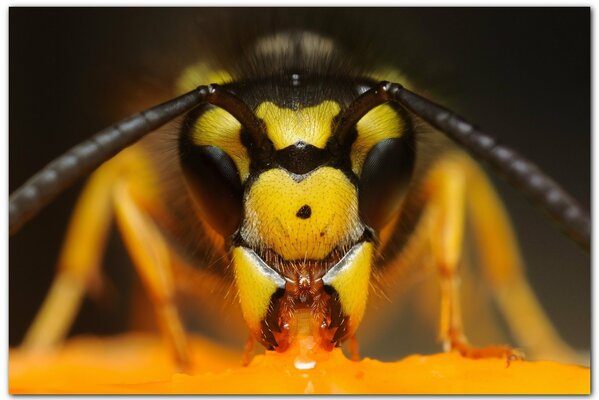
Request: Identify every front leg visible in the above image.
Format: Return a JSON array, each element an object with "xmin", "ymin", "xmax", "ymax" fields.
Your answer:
[{"xmin": 423, "ymin": 154, "xmax": 521, "ymax": 361}]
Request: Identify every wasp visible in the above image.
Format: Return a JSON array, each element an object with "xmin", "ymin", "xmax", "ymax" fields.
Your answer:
[{"xmin": 9, "ymin": 9, "xmax": 590, "ymax": 371}]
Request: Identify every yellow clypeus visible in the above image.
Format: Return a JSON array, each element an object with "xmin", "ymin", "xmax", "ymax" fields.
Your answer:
[{"xmin": 241, "ymin": 167, "xmax": 363, "ymax": 260}]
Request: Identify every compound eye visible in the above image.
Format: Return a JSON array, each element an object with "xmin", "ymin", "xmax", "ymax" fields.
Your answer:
[
  {"xmin": 180, "ymin": 143, "xmax": 243, "ymax": 237},
  {"xmin": 358, "ymin": 137, "xmax": 415, "ymax": 231}
]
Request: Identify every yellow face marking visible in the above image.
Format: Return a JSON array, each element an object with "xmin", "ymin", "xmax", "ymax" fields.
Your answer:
[
  {"xmin": 241, "ymin": 167, "xmax": 363, "ymax": 260},
  {"xmin": 232, "ymin": 247, "xmax": 284, "ymax": 333},
  {"xmin": 351, "ymin": 104, "xmax": 405, "ymax": 175},
  {"xmin": 323, "ymin": 242, "xmax": 373, "ymax": 330},
  {"xmin": 191, "ymin": 107, "xmax": 251, "ymax": 181},
  {"xmin": 255, "ymin": 101, "xmax": 341, "ymax": 150}
]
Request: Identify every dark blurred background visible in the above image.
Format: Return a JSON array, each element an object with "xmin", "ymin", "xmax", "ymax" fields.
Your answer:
[{"xmin": 9, "ymin": 8, "xmax": 590, "ymax": 359}]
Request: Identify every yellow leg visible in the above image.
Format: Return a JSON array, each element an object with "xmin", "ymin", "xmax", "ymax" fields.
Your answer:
[
  {"xmin": 464, "ymin": 156, "xmax": 577, "ymax": 363},
  {"xmin": 113, "ymin": 182, "xmax": 190, "ymax": 371},
  {"xmin": 23, "ymin": 146, "xmax": 191, "ymax": 370},
  {"xmin": 371, "ymin": 150, "xmax": 577, "ymax": 362},
  {"xmin": 421, "ymin": 154, "xmax": 514, "ymax": 359},
  {"xmin": 421, "ymin": 151, "xmax": 576, "ymax": 362},
  {"xmin": 348, "ymin": 334, "xmax": 361, "ymax": 361},
  {"xmin": 242, "ymin": 335, "xmax": 254, "ymax": 367},
  {"xmin": 22, "ymin": 159, "xmax": 115, "ymax": 351}
]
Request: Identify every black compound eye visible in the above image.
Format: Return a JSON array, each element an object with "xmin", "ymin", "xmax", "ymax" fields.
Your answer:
[
  {"xmin": 179, "ymin": 143, "xmax": 243, "ymax": 237},
  {"xmin": 358, "ymin": 137, "xmax": 415, "ymax": 231}
]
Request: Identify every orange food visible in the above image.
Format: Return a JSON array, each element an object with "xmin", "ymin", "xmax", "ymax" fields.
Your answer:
[{"xmin": 9, "ymin": 333, "xmax": 589, "ymax": 394}]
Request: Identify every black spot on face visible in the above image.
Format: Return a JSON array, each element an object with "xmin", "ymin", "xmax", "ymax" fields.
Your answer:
[{"xmin": 296, "ymin": 204, "xmax": 312, "ymax": 219}]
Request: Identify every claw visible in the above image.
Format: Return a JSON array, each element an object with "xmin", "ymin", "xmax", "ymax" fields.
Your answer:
[{"xmin": 449, "ymin": 338, "xmax": 525, "ymax": 365}]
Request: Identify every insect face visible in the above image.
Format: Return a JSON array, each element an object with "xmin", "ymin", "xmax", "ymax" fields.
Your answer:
[{"xmin": 179, "ymin": 77, "xmax": 415, "ymax": 351}]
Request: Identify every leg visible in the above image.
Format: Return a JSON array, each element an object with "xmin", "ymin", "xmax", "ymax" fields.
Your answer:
[
  {"xmin": 373, "ymin": 151, "xmax": 576, "ymax": 362},
  {"xmin": 464, "ymin": 155, "xmax": 577, "ymax": 363},
  {"xmin": 421, "ymin": 154, "xmax": 515, "ymax": 359},
  {"xmin": 348, "ymin": 334, "xmax": 360, "ymax": 361},
  {"xmin": 23, "ymin": 146, "xmax": 192, "ymax": 370},
  {"xmin": 113, "ymin": 182, "xmax": 190, "ymax": 371},
  {"xmin": 22, "ymin": 157, "xmax": 116, "ymax": 351},
  {"xmin": 242, "ymin": 335, "xmax": 254, "ymax": 366},
  {"xmin": 424, "ymin": 151, "xmax": 578, "ymax": 361}
]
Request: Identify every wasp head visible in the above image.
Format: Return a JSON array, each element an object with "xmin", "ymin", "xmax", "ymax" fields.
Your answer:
[{"xmin": 179, "ymin": 76, "xmax": 415, "ymax": 352}]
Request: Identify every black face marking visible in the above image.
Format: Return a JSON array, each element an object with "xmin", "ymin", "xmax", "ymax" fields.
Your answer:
[
  {"xmin": 242, "ymin": 134, "xmax": 360, "ymax": 192},
  {"xmin": 274, "ymin": 141, "xmax": 330, "ymax": 175},
  {"xmin": 296, "ymin": 205, "xmax": 312, "ymax": 219}
]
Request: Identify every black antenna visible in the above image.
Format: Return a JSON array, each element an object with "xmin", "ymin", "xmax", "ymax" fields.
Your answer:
[
  {"xmin": 336, "ymin": 81, "xmax": 590, "ymax": 251},
  {"xmin": 9, "ymin": 84, "xmax": 267, "ymax": 235}
]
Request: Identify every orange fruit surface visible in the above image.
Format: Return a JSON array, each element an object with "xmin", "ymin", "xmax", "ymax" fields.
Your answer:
[{"xmin": 9, "ymin": 333, "xmax": 589, "ymax": 394}]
